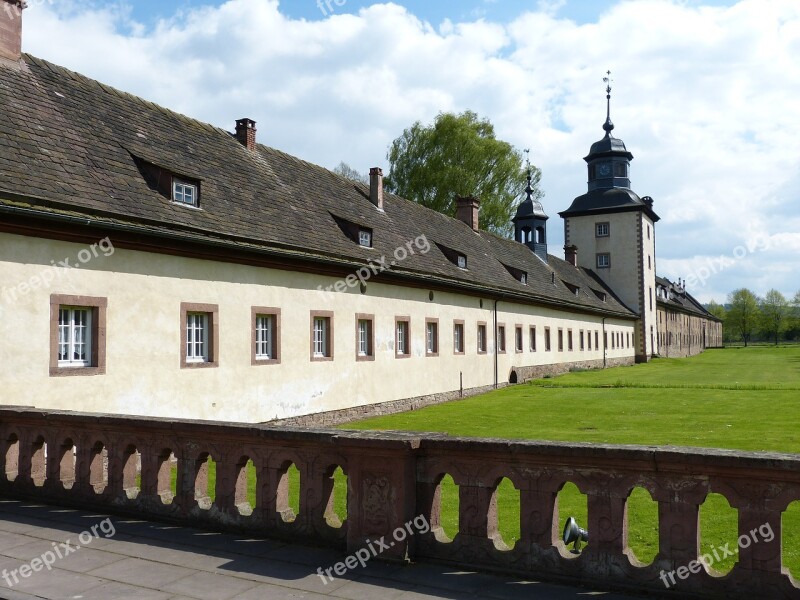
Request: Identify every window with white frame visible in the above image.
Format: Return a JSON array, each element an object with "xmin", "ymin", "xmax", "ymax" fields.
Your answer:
[
  {"xmin": 356, "ymin": 316, "xmax": 374, "ymax": 359},
  {"xmin": 453, "ymin": 322, "xmax": 464, "ymax": 354},
  {"xmin": 173, "ymin": 179, "xmax": 198, "ymax": 207},
  {"xmin": 477, "ymin": 323, "xmax": 487, "ymax": 353},
  {"xmin": 186, "ymin": 312, "xmax": 209, "ymax": 362},
  {"xmin": 426, "ymin": 320, "xmax": 438, "ymax": 355},
  {"xmin": 597, "ymin": 253, "xmax": 610, "ymax": 269},
  {"xmin": 457, "ymin": 254, "xmax": 467, "ymax": 269},
  {"xmin": 313, "ymin": 316, "xmax": 330, "ymax": 358},
  {"xmin": 396, "ymin": 319, "xmax": 409, "ymax": 357},
  {"xmin": 58, "ymin": 307, "xmax": 92, "ymax": 367},
  {"xmin": 358, "ymin": 229, "xmax": 372, "ymax": 248},
  {"xmin": 255, "ymin": 314, "xmax": 275, "ymax": 360},
  {"xmin": 596, "ymin": 222, "xmax": 610, "ymax": 237},
  {"xmin": 497, "ymin": 325, "xmax": 506, "ymax": 353}
]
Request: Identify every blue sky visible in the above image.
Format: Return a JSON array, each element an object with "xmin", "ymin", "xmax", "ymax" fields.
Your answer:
[{"xmin": 20, "ymin": 0, "xmax": 800, "ymax": 302}]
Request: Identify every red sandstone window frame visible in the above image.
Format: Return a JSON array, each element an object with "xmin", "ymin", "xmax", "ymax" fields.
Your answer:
[
  {"xmin": 251, "ymin": 307, "xmax": 281, "ymax": 366},
  {"xmin": 544, "ymin": 327, "xmax": 552, "ymax": 352},
  {"xmin": 477, "ymin": 321, "xmax": 487, "ymax": 354},
  {"xmin": 395, "ymin": 317, "xmax": 410, "ymax": 358},
  {"xmin": 425, "ymin": 318, "xmax": 439, "ymax": 357},
  {"xmin": 497, "ymin": 323, "xmax": 506, "ymax": 354},
  {"xmin": 49, "ymin": 294, "xmax": 107, "ymax": 377},
  {"xmin": 529, "ymin": 326, "xmax": 536, "ymax": 352},
  {"xmin": 310, "ymin": 311, "xmax": 334, "ymax": 362},
  {"xmin": 356, "ymin": 314, "xmax": 375, "ymax": 362},
  {"xmin": 180, "ymin": 303, "xmax": 219, "ymax": 369},
  {"xmin": 453, "ymin": 320, "xmax": 465, "ymax": 355},
  {"xmin": 515, "ymin": 325, "xmax": 523, "ymax": 353}
]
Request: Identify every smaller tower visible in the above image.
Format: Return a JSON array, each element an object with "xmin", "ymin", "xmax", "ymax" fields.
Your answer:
[{"xmin": 513, "ymin": 151, "xmax": 549, "ymax": 262}]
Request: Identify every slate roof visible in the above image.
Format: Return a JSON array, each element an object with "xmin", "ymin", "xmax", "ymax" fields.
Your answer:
[
  {"xmin": 656, "ymin": 276, "xmax": 720, "ymax": 321},
  {"xmin": 0, "ymin": 54, "xmax": 637, "ymax": 319}
]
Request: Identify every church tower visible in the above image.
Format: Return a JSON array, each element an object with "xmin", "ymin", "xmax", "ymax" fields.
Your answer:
[
  {"xmin": 513, "ymin": 159, "xmax": 549, "ymax": 262},
  {"xmin": 558, "ymin": 74, "xmax": 659, "ymax": 361}
]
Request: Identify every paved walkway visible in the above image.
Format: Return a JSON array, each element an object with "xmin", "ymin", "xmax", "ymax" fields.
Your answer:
[{"xmin": 0, "ymin": 498, "xmax": 646, "ymax": 600}]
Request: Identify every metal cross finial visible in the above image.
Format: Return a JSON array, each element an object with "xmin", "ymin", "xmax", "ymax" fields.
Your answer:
[
  {"xmin": 603, "ymin": 70, "xmax": 613, "ymax": 98},
  {"xmin": 602, "ymin": 70, "xmax": 614, "ymax": 134},
  {"xmin": 524, "ymin": 148, "xmax": 531, "ymax": 170}
]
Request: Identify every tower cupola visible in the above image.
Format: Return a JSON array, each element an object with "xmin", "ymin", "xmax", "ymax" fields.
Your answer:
[
  {"xmin": 584, "ymin": 72, "xmax": 633, "ymax": 191},
  {"xmin": 513, "ymin": 151, "xmax": 548, "ymax": 262}
]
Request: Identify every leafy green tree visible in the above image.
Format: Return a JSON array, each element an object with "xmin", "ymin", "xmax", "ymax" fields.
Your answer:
[
  {"xmin": 759, "ymin": 289, "xmax": 789, "ymax": 345},
  {"xmin": 706, "ymin": 300, "xmax": 726, "ymax": 322},
  {"xmin": 333, "ymin": 162, "xmax": 368, "ymax": 184},
  {"xmin": 726, "ymin": 288, "xmax": 760, "ymax": 346},
  {"xmin": 386, "ymin": 111, "xmax": 542, "ymax": 236}
]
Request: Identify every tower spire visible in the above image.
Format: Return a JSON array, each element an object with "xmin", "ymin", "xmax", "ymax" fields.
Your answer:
[
  {"xmin": 603, "ymin": 70, "xmax": 614, "ymax": 135},
  {"xmin": 524, "ymin": 148, "xmax": 533, "ymax": 201}
]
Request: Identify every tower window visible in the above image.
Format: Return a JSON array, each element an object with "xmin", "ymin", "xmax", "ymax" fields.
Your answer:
[
  {"xmin": 597, "ymin": 253, "xmax": 610, "ymax": 269},
  {"xmin": 596, "ymin": 222, "xmax": 610, "ymax": 237},
  {"xmin": 614, "ymin": 162, "xmax": 627, "ymax": 177}
]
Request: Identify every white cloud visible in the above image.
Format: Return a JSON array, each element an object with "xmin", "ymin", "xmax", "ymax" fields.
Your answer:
[{"xmin": 19, "ymin": 0, "xmax": 800, "ymax": 301}]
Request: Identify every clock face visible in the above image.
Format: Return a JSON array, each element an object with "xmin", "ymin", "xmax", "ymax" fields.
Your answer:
[{"xmin": 598, "ymin": 162, "xmax": 611, "ymax": 177}]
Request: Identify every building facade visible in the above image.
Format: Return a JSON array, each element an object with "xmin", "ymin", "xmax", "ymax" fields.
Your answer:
[{"xmin": 0, "ymin": 2, "xmax": 720, "ymax": 424}]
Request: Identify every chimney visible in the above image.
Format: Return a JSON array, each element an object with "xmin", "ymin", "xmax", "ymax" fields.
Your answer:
[
  {"xmin": 0, "ymin": 0, "xmax": 24, "ymax": 62},
  {"xmin": 235, "ymin": 118, "xmax": 257, "ymax": 151},
  {"xmin": 564, "ymin": 244, "xmax": 578, "ymax": 267},
  {"xmin": 369, "ymin": 167, "xmax": 384, "ymax": 210},
  {"xmin": 455, "ymin": 196, "xmax": 480, "ymax": 232}
]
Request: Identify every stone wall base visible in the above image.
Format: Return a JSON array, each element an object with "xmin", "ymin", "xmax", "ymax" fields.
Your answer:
[{"xmin": 270, "ymin": 356, "xmax": 636, "ymax": 427}]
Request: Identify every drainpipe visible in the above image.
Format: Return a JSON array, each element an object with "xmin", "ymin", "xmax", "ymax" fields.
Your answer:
[{"xmin": 601, "ymin": 317, "xmax": 607, "ymax": 369}]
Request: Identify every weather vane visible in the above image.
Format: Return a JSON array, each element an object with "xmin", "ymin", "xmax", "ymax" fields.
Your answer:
[
  {"xmin": 602, "ymin": 70, "xmax": 614, "ymax": 133},
  {"xmin": 524, "ymin": 148, "xmax": 531, "ymax": 170},
  {"xmin": 603, "ymin": 70, "xmax": 613, "ymax": 97}
]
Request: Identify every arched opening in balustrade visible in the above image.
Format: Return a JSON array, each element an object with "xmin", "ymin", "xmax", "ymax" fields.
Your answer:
[
  {"xmin": 277, "ymin": 461, "xmax": 301, "ymax": 523},
  {"xmin": 4, "ymin": 433, "xmax": 19, "ymax": 483},
  {"xmin": 122, "ymin": 445, "xmax": 141, "ymax": 500},
  {"xmin": 493, "ymin": 476, "xmax": 520, "ymax": 551},
  {"xmin": 31, "ymin": 436, "xmax": 47, "ymax": 487},
  {"xmin": 157, "ymin": 449, "xmax": 177, "ymax": 505},
  {"xmin": 194, "ymin": 452, "xmax": 216, "ymax": 510},
  {"xmin": 89, "ymin": 441, "xmax": 108, "ymax": 494},
  {"xmin": 432, "ymin": 473, "xmax": 459, "ymax": 543},
  {"xmin": 57, "ymin": 439, "xmax": 77, "ymax": 490},
  {"xmin": 782, "ymin": 500, "xmax": 800, "ymax": 579},
  {"xmin": 625, "ymin": 486, "xmax": 658, "ymax": 566},
  {"xmin": 323, "ymin": 465, "xmax": 348, "ymax": 529},
  {"xmin": 699, "ymin": 492, "xmax": 739, "ymax": 576},
  {"xmin": 234, "ymin": 456, "xmax": 256, "ymax": 516},
  {"xmin": 556, "ymin": 481, "xmax": 588, "ymax": 558}
]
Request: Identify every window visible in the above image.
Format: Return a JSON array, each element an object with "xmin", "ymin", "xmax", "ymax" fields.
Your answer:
[
  {"xmin": 650, "ymin": 287, "xmax": 654, "ymax": 311},
  {"xmin": 356, "ymin": 314, "xmax": 374, "ymax": 361},
  {"xmin": 515, "ymin": 326, "xmax": 523, "ymax": 353},
  {"xmin": 580, "ymin": 330, "xmax": 585, "ymax": 351},
  {"xmin": 568, "ymin": 329, "xmax": 573, "ymax": 351},
  {"xmin": 604, "ymin": 331, "xmax": 608, "ymax": 349},
  {"xmin": 597, "ymin": 253, "xmax": 610, "ymax": 269},
  {"xmin": 611, "ymin": 332, "xmax": 616, "ymax": 350},
  {"xmin": 647, "ymin": 224, "xmax": 651, "ymax": 239},
  {"xmin": 453, "ymin": 321, "xmax": 465, "ymax": 354},
  {"xmin": 252, "ymin": 308, "xmax": 280, "ymax": 365},
  {"xmin": 358, "ymin": 229, "xmax": 372, "ymax": 248},
  {"xmin": 180, "ymin": 303, "xmax": 218, "ymax": 368},
  {"xmin": 497, "ymin": 325, "xmax": 506, "ymax": 353},
  {"xmin": 50, "ymin": 295, "xmax": 107, "ymax": 376},
  {"xmin": 395, "ymin": 317, "xmax": 410, "ymax": 358},
  {"xmin": 173, "ymin": 179, "xmax": 198, "ymax": 207},
  {"xmin": 587, "ymin": 330, "xmax": 592, "ymax": 351},
  {"xmin": 520, "ymin": 273, "xmax": 527, "ymax": 285},
  {"xmin": 311, "ymin": 311, "xmax": 333, "ymax": 361},
  {"xmin": 596, "ymin": 222, "xmax": 610, "ymax": 237},
  {"xmin": 529, "ymin": 326, "xmax": 536, "ymax": 352},
  {"xmin": 544, "ymin": 327, "xmax": 551, "ymax": 352},
  {"xmin": 614, "ymin": 162, "xmax": 627, "ymax": 177},
  {"xmin": 558, "ymin": 328, "xmax": 564, "ymax": 352},
  {"xmin": 648, "ymin": 255, "xmax": 652, "ymax": 270},
  {"xmin": 426, "ymin": 319, "xmax": 439, "ymax": 356},
  {"xmin": 477, "ymin": 322, "xmax": 487, "ymax": 354},
  {"xmin": 457, "ymin": 254, "xmax": 467, "ymax": 269},
  {"xmin": 595, "ymin": 331, "xmax": 599, "ymax": 350}
]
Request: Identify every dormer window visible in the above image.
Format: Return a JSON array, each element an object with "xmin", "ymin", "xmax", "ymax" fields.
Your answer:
[
  {"xmin": 592, "ymin": 289, "xmax": 607, "ymax": 302},
  {"xmin": 457, "ymin": 255, "xmax": 467, "ymax": 269},
  {"xmin": 435, "ymin": 243, "xmax": 468, "ymax": 270},
  {"xmin": 565, "ymin": 282, "xmax": 580, "ymax": 296},
  {"xmin": 358, "ymin": 229, "xmax": 373, "ymax": 248},
  {"xmin": 173, "ymin": 179, "xmax": 198, "ymax": 207},
  {"xmin": 502, "ymin": 263, "xmax": 527, "ymax": 285}
]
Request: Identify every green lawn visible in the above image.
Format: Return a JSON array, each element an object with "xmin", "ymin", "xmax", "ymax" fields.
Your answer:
[{"xmin": 341, "ymin": 346, "xmax": 800, "ymax": 575}]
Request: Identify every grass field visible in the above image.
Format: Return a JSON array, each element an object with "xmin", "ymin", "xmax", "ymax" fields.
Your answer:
[{"xmin": 341, "ymin": 345, "xmax": 800, "ymax": 575}]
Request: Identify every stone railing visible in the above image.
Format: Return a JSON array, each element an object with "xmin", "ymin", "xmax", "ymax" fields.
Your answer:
[{"xmin": 1, "ymin": 406, "xmax": 799, "ymax": 599}]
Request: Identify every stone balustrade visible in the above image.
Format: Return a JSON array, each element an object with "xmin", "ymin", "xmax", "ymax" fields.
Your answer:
[{"xmin": 1, "ymin": 406, "xmax": 799, "ymax": 598}]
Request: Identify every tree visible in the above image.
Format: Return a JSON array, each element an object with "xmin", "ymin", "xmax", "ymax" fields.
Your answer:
[
  {"xmin": 759, "ymin": 289, "xmax": 789, "ymax": 345},
  {"xmin": 333, "ymin": 162, "xmax": 368, "ymax": 184},
  {"xmin": 726, "ymin": 288, "xmax": 760, "ymax": 346},
  {"xmin": 386, "ymin": 111, "xmax": 542, "ymax": 236}
]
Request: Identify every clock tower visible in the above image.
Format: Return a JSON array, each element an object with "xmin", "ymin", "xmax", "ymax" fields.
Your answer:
[{"xmin": 558, "ymin": 74, "xmax": 660, "ymax": 361}]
